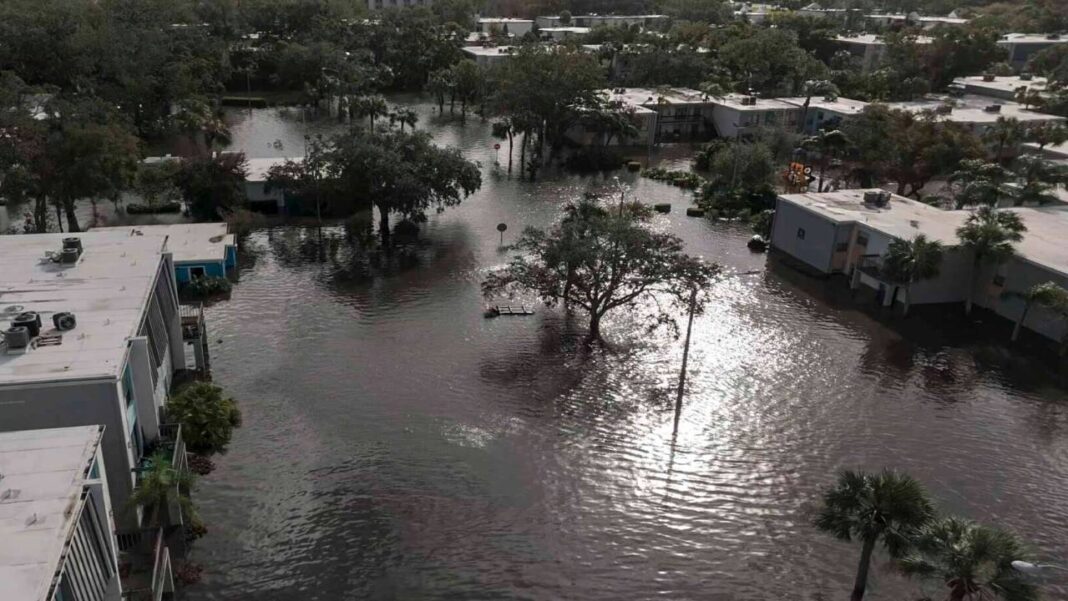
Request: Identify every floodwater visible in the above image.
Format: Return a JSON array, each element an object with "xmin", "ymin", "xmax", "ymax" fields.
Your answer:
[{"xmin": 187, "ymin": 98, "xmax": 1068, "ymax": 600}]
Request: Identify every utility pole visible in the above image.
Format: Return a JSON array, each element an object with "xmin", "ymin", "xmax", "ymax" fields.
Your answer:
[{"xmin": 673, "ymin": 286, "xmax": 699, "ymax": 434}]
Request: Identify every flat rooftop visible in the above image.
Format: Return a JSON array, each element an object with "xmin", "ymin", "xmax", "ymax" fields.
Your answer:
[
  {"xmin": 999, "ymin": 33, "xmax": 1068, "ymax": 45},
  {"xmin": 835, "ymin": 33, "xmax": 934, "ymax": 45},
  {"xmin": 540, "ymin": 27, "xmax": 591, "ymax": 33},
  {"xmin": 244, "ymin": 156, "xmax": 303, "ymax": 182},
  {"xmin": 714, "ymin": 93, "xmax": 799, "ymax": 111},
  {"xmin": 463, "ymin": 45, "xmax": 519, "ymax": 57},
  {"xmin": 953, "ymin": 75, "xmax": 1049, "ymax": 96},
  {"xmin": 91, "ymin": 223, "xmax": 235, "ymax": 265},
  {"xmin": 0, "ymin": 231, "xmax": 167, "ymax": 384},
  {"xmin": 477, "ymin": 18, "xmax": 533, "ymax": 23},
  {"xmin": 0, "ymin": 426, "xmax": 103, "ymax": 601},
  {"xmin": 781, "ymin": 96, "xmax": 869, "ymax": 115},
  {"xmin": 779, "ymin": 189, "xmax": 1068, "ymax": 276},
  {"xmin": 1023, "ymin": 140, "xmax": 1068, "ymax": 160},
  {"xmin": 884, "ymin": 94, "xmax": 1065, "ymax": 125},
  {"xmin": 601, "ymin": 87, "xmax": 711, "ymax": 109}
]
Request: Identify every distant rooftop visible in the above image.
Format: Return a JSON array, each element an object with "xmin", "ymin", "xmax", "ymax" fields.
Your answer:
[
  {"xmin": 477, "ymin": 18, "xmax": 533, "ymax": 23},
  {"xmin": 714, "ymin": 93, "xmax": 799, "ymax": 111},
  {"xmin": 0, "ymin": 232, "xmax": 167, "ymax": 385},
  {"xmin": 780, "ymin": 189, "xmax": 1068, "ymax": 276},
  {"xmin": 835, "ymin": 33, "xmax": 934, "ymax": 45},
  {"xmin": 0, "ymin": 426, "xmax": 103, "ymax": 601},
  {"xmin": 244, "ymin": 156, "xmax": 303, "ymax": 182},
  {"xmin": 781, "ymin": 96, "xmax": 869, "ymax": 115},
  {"xmin": 953, "ymin": 75, "xmax": 1049, "ymax": 96},
  {"xmin": 884, "ymin": 93, "xmax": 1065, "ymax": 125},
  {"xmin": 999, "ymin": 33, "xmax": 1068, "ymax": 44},
  {"xmin": 540, "ymin": 27, "xmax": 592, "ymax": 33},
  {"xmin": 91, "ymin": 223, "xmax": 235, "ymax": 265}
]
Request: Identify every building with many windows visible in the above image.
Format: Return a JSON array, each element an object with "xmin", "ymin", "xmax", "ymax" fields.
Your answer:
[
  {"xmin": 0, "ymin": 426, "xmax": 123, "ymax": 601},
  {"xmin": 0, "ymin": 232, "xmax": 187, "ymax": 529}
]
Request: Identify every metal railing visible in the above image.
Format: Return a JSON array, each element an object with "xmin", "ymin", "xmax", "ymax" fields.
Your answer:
[
  {"xmin": 157, "ymin": 423, "xmax": 188, "ymax": 475},
  {"xmin": 119, "ymin": 527, "xmax": 171, "ymax": 601}
]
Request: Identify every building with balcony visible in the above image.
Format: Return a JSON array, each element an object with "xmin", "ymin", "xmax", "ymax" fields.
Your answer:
[
  {"xmin": 834, "ymin": 34, "xmax": 934, "ymax": 72},
  {"xmin": 0, "ymin": 426, "xmax": 123, "ymax": 601},
  {"xmin": 91, "ymin": 224, "xmax": 238, "ymax": 285},
  {"xmin": 708, "ymin": 94, "xmax": 801, "ymax": 138},
  {"xmin": 0, "ymin": 232, "xmax": 187, "ymax": 529},
  {"xmin": 998, "ymin": 33, "xmax": 1068, "ymax": 69},
  {"xmin": 781, "ymin": 96, "xmax": 869, "ymax": 134},
  {"xmin": 770, "ymin": 189, "xmax": 1068, "ymax": 343},
  {"xmin": 883, "ymin": 94, "xmax": 1065, "ymax": 138}
]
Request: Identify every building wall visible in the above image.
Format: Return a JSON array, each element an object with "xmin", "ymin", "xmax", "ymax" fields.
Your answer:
[
  {"xmin": 478, "ymin": 21, "xmax": 533, "ymax": 37},
  {"xmin": 770, "ymin": 198, "xmax": 838, "ymax": 272},
  {"xmin": 0, "ymin": 381, "xmax": 139, "ymax": 529},
  {"xmin": 985, "ymin": 257, "xmax": 1068, "ymax": 342},
  {"xmin": 175, "ymin": 261, "xmax": 227, "ymax": 283}
]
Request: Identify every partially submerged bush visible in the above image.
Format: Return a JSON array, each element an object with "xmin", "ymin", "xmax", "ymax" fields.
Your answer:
[{"xmin": 168, "ymin": 382, "xmax": 241, "ymax": 455}]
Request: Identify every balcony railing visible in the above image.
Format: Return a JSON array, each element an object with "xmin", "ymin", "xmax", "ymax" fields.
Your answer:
[
  {"xmin": 179, "ymin": 304, "xmax": 204, "ymax": 342},
  {"xmin": 157, "ymin": 423, "xmax": 188, "ymax": 476},
  {"xmin": 857, "ymin": 254, "xmax": 884, "ymax": 279},
  {"xmin": 119, "ymin": 526, "xmax": 173, "ymax": 601}
]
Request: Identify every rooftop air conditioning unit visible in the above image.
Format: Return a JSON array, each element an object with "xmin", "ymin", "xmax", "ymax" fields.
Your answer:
[
  {"xmin": 742, "ymin": 96, "xmax": 758, "ymax": 106},
  {"xmin": 53, "ymin": 312, "xmax": 77, "ymax": 331},
  {"xmin": 1020, "ymin": 73, "xmax": 1033, "ymax": 81},
  {"xmin": 1047, "ymin": 34, "xmax": 1061, "ymax": 40},
  {"xmin": 3, "ymin": 327, "xmax": 30, "ymax": 351},
  {"xmin": 12, "ymin": 312, "xmax": 41, "ymax": 338},
  {"xmin": 863, "ymin": 190, "xmax": 881, "ymax": 204},
  {"xmin": 984, "ymin": 104, "xmax": 1002, "ymax": 113},
  {"xmin": 875, "ymin": 191, "xmax": 891, "ymax": 207},
  {"xmin": 982, "ymin": 74, "xmax": 996, "ymax": 82}
]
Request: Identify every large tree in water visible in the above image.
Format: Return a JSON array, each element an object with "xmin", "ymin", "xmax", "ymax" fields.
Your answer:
[
  {"xmin": 815, "ymin": 469, "xmax": 934, "ymax": 601},
  {"xmin": 482, "ymin": 195, "xmax": 719, "ymax": 343}
]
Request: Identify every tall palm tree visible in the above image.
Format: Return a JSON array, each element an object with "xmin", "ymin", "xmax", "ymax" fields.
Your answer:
[
  {"xmin": 898, "ymin": 517, "xmax": 1038, "ymax": 601},
  {"xmin": 388, "ymin": 108, "xmax": 419, "ymax": 132},
  {"xmin": 983, "ymin": 116, "xmax": 1025, "ymax": 164},
  {"xmin": 1010, "ymin": 281, "xmax": 1068, "ymax": 342},
  {"xmin": 948, "ymin": 159, "xmax": 1011, "ymax": 209},
  {"xmin": 353, "ymin": 95, "xmax": 389, "ymax": 131},
  {"xmin": 1010, "ymin": 154, "xmax": 1067, "ymax": 206},
  {"xmin": 801, "ymin": 129, "xmax": 852, "ymax": 192},
  {"xmin": 956, "ymin": 206, "xmax": 1026, "ymax": 315},
  {"xmin": 815, "ymin": 469, "xmax": 935, "ymax": 601},
  {"xmin": 796, "ymin": 79, "xmax": 840, "ymax": 133},
  {"xmin": 881, "ymin": 235, "xmax": 945, "ymax": 316}
]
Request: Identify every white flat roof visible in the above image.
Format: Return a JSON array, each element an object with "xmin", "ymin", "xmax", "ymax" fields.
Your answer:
[
  {"xmin": 781, "ymin": 96, "xmax": 869, "ymax": 115},
  {"xmin": 0, "ymin": 426, "xmax": 103, "ymax": 601},
  {"xmin": 91, "ymin": 223, "xmax": 235, "ymax": 265},
  {"xmin": 835, "ymin": 33, "xmax": 934, "ymax": 45},
  {"xmin": 1023, "ymin": 140, "xmax": 1068, "ymax": 160},
  {"xmin": 779, "ymin": 190, "xmax": 1068, "ymax": 276},
  {"xmin": 244, "ymin": 156, "xmax": 303, "ymax": 182},
  {"xmin": 478, "ymin": 18, "xmax": 533, "ymax": 23},
  {"xmin": 0, "ymin": 232, "xmax": 167, "ymax": 385},
  {"xmin": 999, "ymin": 34, "xmax": 1068, "ymax": 45},
  {"xmin": 884, "ymin": 94, "xmax": 1065, "ymax": 125},
  {"xmin": 462, "ymin": 45, "xmax": 518, "ymax": 57},
  {"xmin": 541, "ymin": 27, "xmax": 591, "ymax": 33},
  {"xmin": 714, "ymin": 93, "xmax": 799, "ymax": 111},
  {"xmin": 954, "ymin": 75, "xmax": 1049, "ymax": 96}
]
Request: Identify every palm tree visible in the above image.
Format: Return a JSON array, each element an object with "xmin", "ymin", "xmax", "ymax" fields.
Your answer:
[
  {"xmin": 948, "ymin": 159, "xmax": 1011, "ymax": 209},
  {"xmin": 128, "ymin": 452, "xmax": 197, "ymax": 526},
  {"xmin": 815, "ymin": 469, "xmax": 935, "ymax": 601},
  {"xmin": 983, "ymin": 116, "xmax": 1025, "ymax": 164},
  {"xmin": 881, "ymin": 235, "xmax": 945, "ymax": 316},
  {"xmin": 956, "ymin": 206, "xmax": 1027, "ymax": 315},
  {"xmin": 796, "ymin": 80, "xmax": 840, "ymax": 133},
  {"xmin": 800, "ymin": 129, "xmax": 852, "ymax": 193},
  {"xmin": 897, "ymin": 517, "xmax": 1038, "ymax": 601},
  {"xmin": 353, "ymin": 95, "xmax": 389, "ymax": 131},
  {"xmin": 1010, "ymin": 154, "xmax": 1067, "ymax": 206},
  {"xmin": 1026, "ymin": 122, "xmax": 1068, "ymax": 151},
  {"xmin": 388, "ymin": 108, "xmax": 419, "ymax": 132},
  {"xmin": 1010, "ymin": 281, "xmax": 1068, "ymax": 342}
]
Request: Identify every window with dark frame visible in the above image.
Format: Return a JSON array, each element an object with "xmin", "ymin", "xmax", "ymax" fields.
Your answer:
[{"xmin": 797, "ymin": 228, "xmax": 806, "ymax": 240}]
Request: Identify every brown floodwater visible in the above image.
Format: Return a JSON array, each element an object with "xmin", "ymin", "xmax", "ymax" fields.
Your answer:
[{"xmin": 185, "ymin": 97, "xmax": 1068, "ymax": 600}]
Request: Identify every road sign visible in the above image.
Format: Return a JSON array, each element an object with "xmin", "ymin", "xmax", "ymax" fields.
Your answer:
[{"xmin": 497, "ymin": 223, "xmax": 507, "ymax": 244}]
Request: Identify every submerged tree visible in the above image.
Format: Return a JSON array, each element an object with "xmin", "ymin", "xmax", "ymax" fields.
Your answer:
[
  {"xmin": 800, "ymin": 129, "xmax": 851, "ymax": 193},
  {"xmin": 482, "ymin": 195, "xmax": 720, "ymax": 343},
  {"xmin": 128, "ymin": 452, "xmax": 197, "ymax": 526},
  {"xmin": 174, "ymin": 152, "xmax": 248, "ymax": 220},
  {"xmin": 881, "ymin": 235, "xmax": 945, "ymax": 316},
  {"xmin": 814, "ymin": 469, "xmax": 934, "ymax": 601},
  {"xmin": 956, "ymin": 206, "xmax": 1027, "ymax": 314},
  {"xmin": 167, "ymin": 382, "xmax": 241, "ymax": 456},
  {"xmin": 898, "ymin": 517, "xmax": 1038, "ymax": 601},
  {"xmin": 1010, "ymin": 281, "xmax": 1068, "ymax": 343}
]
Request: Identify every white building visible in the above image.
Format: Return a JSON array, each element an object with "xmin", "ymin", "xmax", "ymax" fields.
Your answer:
[
  {"xmin": 864, "ymin": 11, "xmax": 969, "ymax": 29},
  {"xmin": 796, "ymin": 3, "xmax": 861, "ymax": 21},
  {"xmin": 476, "ymin": 18, "xmax": 533, "ymax": 38},
  {"xmin": 92, "ymin": 223, "xmax": 238, "ymax": 285},
  {"xmin": 539, "ymin": 26, "xmax": 591, "ymax": 40},
  {"xmin": 462, "ymin": 45, "xmax": 519, "ymax": 68},
  {"xmin": 952, "ymin": 74, "xmax": 1050, "ymax": 102},
  {"xmin": 366, "ymin": 0, "xmax": 433, "ymax": 9},
  {"xmin": 535, "ymin": 14, "xmax": 668, "ymax": 30},
  {"xmin": 0, "ymin": 426, "xmax": 123, "ymax": 601},
  {"xmin": 884, "ymin": 93, "xmax": 1065, "ymax": 137},
  {"xmin": 244, "ymin": 156, "xmax": 303, "ymax": 214},
  {"xmin": 834, "ymin": 34, "xmax": 934, "ymax": 72},
  {"xmin": 731, "ymin": 3, "xmax": 780, "ymax": 24},
  {"xmin": 781, "ymin": 96, "xmax": 870, "ymax": 134},
  {"xmin": 998, "ymin": 33, "xmax": 1068, "ymax": 69},
  {"xmin": 0, "ymin": 232, "xmax": 188, "ymax": 529},
  {"xmin": 771, "ymin": 189, "xmax": 1068, "ymax": 342},
  {"xmin": 708, "ymin": 94, "xmax": 801, "ymax": 138}
]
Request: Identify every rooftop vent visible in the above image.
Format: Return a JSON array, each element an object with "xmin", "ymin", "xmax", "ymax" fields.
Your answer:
[
  {"xmin": 982, "ymin": 73, "xmax": 996, "ymax": 82},
  {"xmin": 984, "ymin": 104, "xmax": 1002, "ymax": 113},
  {"xmin": 863, "ymin": 190, "xmax": 890, "ymax": 206},
  {"xmin": 1047, "ymin": 34, "xmax": 1061, "ymax": 40},
  {"xmin": 741, "ymin": 96, "xmax": 758, "ymax": 106},
  {"xmin": 1019, "ymin": 73, "xmax": 1033, "ymax": 81},
  {"xmin": 3, "ymin": 327, "xmax": 30, "ymax": 351},
  {"xmin": 12, "ymin": 312, "xmax": 41, "ymax": 338}
]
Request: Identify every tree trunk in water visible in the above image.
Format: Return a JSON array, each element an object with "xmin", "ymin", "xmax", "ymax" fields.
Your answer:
[
  {"xmin": 902, "ymin": 285, "xmax": 911, "ymax": 316},
  {"xmin": 587, "ymin": 312, "xmax": 601, "ymax": 343},
  {"xmin": 851, "ymin": 537, "xmax": 877, "ymax": 601},
  {"xmin": 1012, "ymin": 302, "xmax": 1031, "ymax": 342},
  {"xmin": 519, "ymin": 132, "xmax": 528, "ymax": 179},
  {"xmin": 378, "ymin": 204, "xmax": 391, "ymax": 247},
  {"xmin": 461, "ymin": 100, "xmax": 467, "ymax": 121},
  {"xmin": 64, "ymin": 198, "xmax": 81, "ymax": 232},
  {"xmin": 54, "ymin": 203, "xmax": 65, "ymax": 233},
  {"xmin": 507, "ymin": 132, "xmax": 514, "ymax": 173},
  {"xmin": 965, "ymin": 257, "xmax": 979, "ymax": 315},
  {"xmin": 34, "ymin": 197, "xmax": 49, "ymax": 232}
]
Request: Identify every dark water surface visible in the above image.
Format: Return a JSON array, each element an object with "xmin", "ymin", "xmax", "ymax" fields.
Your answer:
[{"xmin": 188, "ymin": 98, "xmax": 1068, "ymax": 600}]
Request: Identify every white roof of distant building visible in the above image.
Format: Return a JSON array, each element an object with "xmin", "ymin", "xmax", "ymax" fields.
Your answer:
[
  {"xmin": 953, "ymin": 75, "xmax": 1050, "ymax": 96},
  {"xmin": 0, "ymin": 426, "xmax": 103, "ymax": 601},
  {"xmin": 463, "ymin": 45, "xmax": 520, "ymax": 57},
  {"xmin": 999, "ymin": 33, "xmax": 1068, "ymax": 45},
  {"xmin": 1023, "ymin": 140, "xmax": 1068, "ymax": 160},
  {"xmin": 781, "ymin": 96, "xmax": 869, "ymax": 115},
  {"xmin": 91, "ymin": 223, "xmax": 235, "ymax": 265},
  {"xmin": 244, "ymin": 156, "xmax": 303, "ymax": 182},
  {"xmin": 714, "ymin": 93, "xmax": 799, "ymax": 111},
  {"xmin": 478, "ymin": 18, "xmax": 533, "ymax": 24},
  {"xmin": 884, "ymin": 94, "xmax": 1065, "ymax": 125},
  {"xmin": 835, "ymin": 33, "xmax": 934, "ymax": 46},
  {"xmin": 0, "ymin": 232, "xmax": 167, "ymax": 385},
  {"xmin": 540, "ymin": 27, "xmax": 591, "ymax": 33},
  {"xmin": 779, "ymin": 189, "xmax": 1068, "ymax": 276}
]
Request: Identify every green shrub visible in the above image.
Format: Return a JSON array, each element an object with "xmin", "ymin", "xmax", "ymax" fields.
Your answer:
[
  {"xmin": 167, "ymin": 382, "xmax": 241, "ymax": 455},
  {"xmin": 181, "ymin": 276, "xmax": 232, "ymax": 298}
]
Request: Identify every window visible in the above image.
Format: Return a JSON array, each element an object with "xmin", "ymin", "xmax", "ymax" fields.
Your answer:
[
  {"xmin": 797, "ymin": 228, "xmax": 806, "ymax": 240},
  {"xmin": 122, "ymin": 365, "xmax": 135, "ymax": 408},
  {"xmin": 857, "ymin": 233, "xmax": 869, "ymax": 247},
  {"xmin": 835, "ymin": 242, "xmax": 849, "ymax": 252},
  {"xmin": 189, "ymin": 266, "xmax": 206, "ymax": 279}
]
